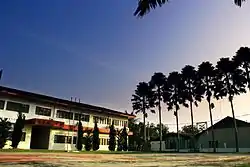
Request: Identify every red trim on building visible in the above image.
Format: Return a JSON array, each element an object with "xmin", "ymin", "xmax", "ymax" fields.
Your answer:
[{"xmin": 25, "ymin": 118, "xmax": 133, "ymax": 135}]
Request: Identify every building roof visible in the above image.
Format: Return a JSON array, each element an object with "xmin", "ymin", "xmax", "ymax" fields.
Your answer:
[
  {"xmin": 196, "ymin": 116, "xmax": 250, "ymax": 138},
  {"xmin": 0, "ymin": 86, "xmax": 135, "ymax": 118}
]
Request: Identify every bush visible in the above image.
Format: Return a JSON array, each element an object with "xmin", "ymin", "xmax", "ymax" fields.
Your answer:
[
  {"xmin": 76, "ymin": 120, "xmax": 83, "ymax": 151},
  {"xmin": 108, "ymin": 122, "xmax": 116, "ymax": 151},
  {"xmin": 0, "ymin": 118, "xmax": 11, "ymax": 149},
  {"xmin": 92, "ymin": 122, "xmax": 100, "ymax": 151},
  {"xmin": 11, "ymin": 112, "xmax": 25, "ymax": 149},
  {"xmin": 84, "ymin": 130, "xmax": 92, "ymax": 151}
]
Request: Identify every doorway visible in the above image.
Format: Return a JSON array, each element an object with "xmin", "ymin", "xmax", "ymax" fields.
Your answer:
[{"xmin": 30, "ymin": 126, "xmax": 50, "ymax": 149}]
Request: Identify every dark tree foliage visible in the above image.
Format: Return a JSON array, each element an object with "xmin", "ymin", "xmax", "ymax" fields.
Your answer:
[
  {"xmin": 131, "ymin": 82, "xmax": 155, "ymax": 150},
  {"xmin": 198, "ymin": 61, "xmax": 217, "ymax": 152},
  {"xmin": 92, "ymin": 122, "xmax": 100, "ymax": 151},
  {"xmin": 84, "ymin": 130, "xmax": 92, "ymax": 151},
  {"xmin": 215, "ymin": 57, "xmax": 247, "ymax": 152},
  {"xmin": 108, "ymin": 122, "xmax": 116, "ymax": 151},
  {"xmin": 76, "ymin": 120, "xmax": 83, "ymax": 151},
  {"xmin": 0, "ymin": 118, "xmax": 12, "ymax": 149},
  {"xmin": 121, "ymin": 126, "xmax": 128, "ymax": 151},
  {"xmin": 233, "ymin": 47, "xmax": 250, "ymax": 90},
  {"xmin": 116, "ymin": 129, "xmax": 123, "ymax": 151},
  {"xmin": 11, "ymin": 112, "xmax": 25, "ymax": 149},
  {"xmin": 149, "ymin": 72, "xmax": 166, "ymax": 152},
  {"xmin": 181, "ymin": 125, "xmax": 200, "ymax": 136},
  {"xmin": 134, "ymin": 0, "xmax": 246, "ymax": 17}
]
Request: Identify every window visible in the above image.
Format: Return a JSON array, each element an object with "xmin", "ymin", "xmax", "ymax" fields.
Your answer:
[
  {"xmin": 6, "ymin": 101, "xmax": 29, "ymax": 113},
  {"xmin": 114, "ymin": 119, "xmax": 119, "ymax": 126},
  {"xmin": 21, "ymin": 132, "xmax": 26, "ymax": 141},
  {"xmin": 73, "ymin": 136, "xmax": 77, "ymax": 144},
  {"xmin": 0, "ymin": 100, "xmax": 5, "ymax": 109},
  {"xmin": 74, "ymin": 113, "xmax": 90, "ymax": 122},
  {"xmin": 100, "ymin": 138, "xmax": 108, "ymax": 145},
  {"xmin": 93, "ymin": 116, "xmax": 110, "ymax": 124},
  {"xmin": 35, "ymin": 106, "xmax": 51, "ymax": 116},
  {"xmin": 56, "ymin": 110, "xmax": 73, "ymax": 119},
  {"xmin": 54, "ymin": 135, "xmax": 72, "ymax": 144}
]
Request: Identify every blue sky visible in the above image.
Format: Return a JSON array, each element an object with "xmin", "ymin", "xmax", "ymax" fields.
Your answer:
[{"xmin": 1, "ymin": 0, "xmax": 250, "ymax": 130}]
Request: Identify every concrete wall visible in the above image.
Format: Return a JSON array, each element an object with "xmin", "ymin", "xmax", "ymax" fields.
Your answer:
[{"xmin": 49, "ymin": 129, "xmax": 110, "ymax": 151}]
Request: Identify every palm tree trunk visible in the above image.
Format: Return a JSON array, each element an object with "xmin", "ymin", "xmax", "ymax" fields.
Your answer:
[
  {"xmin": 159, "ymin": 97, "xmax": 162, "ymax": 152},
  {"xmin": 208, "ymin": 99, "xmax": 216, "ymax": 153},
  {"xmin": 175, "ymin": 106, "xmax": 180, "ymax": 152},
  {"xmin": 229, "ymin": 97, "xmax": 239, "ymax": 152},
  {"xmin": 143, "ymin": 113, "xmax": 146, "ymax": 151},
  {"xmin": 190, "ymin": 100, "xmax": 195, "ymax": 152}
]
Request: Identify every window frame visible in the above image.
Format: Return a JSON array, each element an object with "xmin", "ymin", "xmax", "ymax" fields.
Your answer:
[
  {"xmin": 6, "ymin": 101, "xmax": 30, "ymax": 113},
  {"xmin": 35, "ymin": 106, "xmax": 52, "ymax": 117}
]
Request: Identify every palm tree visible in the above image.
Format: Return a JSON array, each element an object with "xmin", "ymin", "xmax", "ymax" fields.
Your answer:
[
  {"xmin": 181, "ymin": 65, "xmax": 203, "ymax": 152},
  {"xmin": 131, "ymin": 82, "xmax": 155, "ymax": 151},
  {"xmin": 134, "ymin": 0, "xmax": 246, "ymax": 17},
  {"xmin": 233, "ymin": 47, "xmax": 250, "ymax": 90},
  {"xmin": 198, "ymin": 61, "xmax": 216, "ymax": 152},
  {"xmin": 163, "ymin": 71, "xmax": 185, "ymax": 152},
  {"xmin": 214, "ymin": 57, "xmax": 247, "ymax": 152},
  {"xmin": 149, "ymin": 72, "xmax": 166, "ymax": 152}
]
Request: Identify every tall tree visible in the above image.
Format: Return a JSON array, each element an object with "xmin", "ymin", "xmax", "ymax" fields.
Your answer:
[
  {"xmin": 76, "ymin": 119, "xmax": 83, "ymax": 151},
  {"xmin": 215, "ymin": 57, "xmax": 247, "ymax": 152},
  {"xmin": 0, "ymin": 118, "xmax": 12, "ymax": 149},
  {"xmin": 131, "ymin": 82, "xmax": 155, "ymax": 151},
  {"xmin": 134, "ymin": 0, "xmax": 246, "ymax": 17},
  {"xmin": 92, "ymin": 122, "xmax": 100, "ymax": 151},
  {"xmin": 11, "ymin": 112, "xmax": 25, "ymax": 149},
  {"xmin": 198, "ymin": 61, "xmax": 216, "ymax": 152},
  {"xmin": 149, "ymin": 72, "xmax": 166, "ymax": 152},
  {"xmin": 121, "ymin": 125, "xmax": 128, "ymax": 151},
  {"xmin": 181, "ymin": 65, "xmax": 203, "ymax": 151},
  {"xmin": 163, "ymin": 71, "xmax": 185, "ymax": 152},
  {"xmin": 233, "ymin": 47, "xmax": 250, "ymax": 90},
  {"xmin": 108, "ymin": 121, "xmax": 116, "ymax": 151}
]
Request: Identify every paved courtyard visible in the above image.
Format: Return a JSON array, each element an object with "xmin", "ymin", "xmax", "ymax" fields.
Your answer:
[{"xmin": 0, "ymin": 152, "xmax": 249, "ymax": 167}]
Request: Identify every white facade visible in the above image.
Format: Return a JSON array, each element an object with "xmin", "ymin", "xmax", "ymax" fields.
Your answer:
[{"xmin": 0, "ymin": 88, "xmax": 131, "ymax": 151}]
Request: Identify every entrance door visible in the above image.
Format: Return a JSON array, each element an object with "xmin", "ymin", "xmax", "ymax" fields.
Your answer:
[{"xmin": 30, "ymin": 126, "xmax": 50, "ymax": 149}]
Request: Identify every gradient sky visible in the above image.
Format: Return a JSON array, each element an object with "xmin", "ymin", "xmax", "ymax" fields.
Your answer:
[{"xmin": 1, "ymin": 0, "xmax": 250, "ymax": 131}]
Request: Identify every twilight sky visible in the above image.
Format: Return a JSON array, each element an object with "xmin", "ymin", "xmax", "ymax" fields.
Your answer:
[{"xmin": 0, "ymin": 0, "xmax": 250, "ymax": 131}]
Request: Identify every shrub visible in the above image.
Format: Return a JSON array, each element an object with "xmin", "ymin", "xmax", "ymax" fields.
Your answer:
[{"xmin": 92, "ymin": 122, "xmax": 100, "ymax": 151}]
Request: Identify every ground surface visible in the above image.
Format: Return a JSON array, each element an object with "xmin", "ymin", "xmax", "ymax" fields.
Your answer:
[{"xmin": 0, "ymin": 152, "xmax": 250, "ymax": 167}]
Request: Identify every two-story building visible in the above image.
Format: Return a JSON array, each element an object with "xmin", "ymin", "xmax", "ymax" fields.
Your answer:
[{"xmin": 0, "ymin": 86, "xmax": 135, "ymax": 151}]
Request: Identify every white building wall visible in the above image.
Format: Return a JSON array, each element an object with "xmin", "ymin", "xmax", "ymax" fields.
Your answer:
[{"xmin": 0, "ymin": 96, "xmax": 128, "ymax": 151}]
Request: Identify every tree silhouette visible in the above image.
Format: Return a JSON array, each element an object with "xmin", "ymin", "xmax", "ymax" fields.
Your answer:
[
  {"xmin": 11, "ymin": 111, "xmax": 25, "ymax": 149},
  {"xmin": 92, "ymin": 122, "xmax": 100, "ymax": 151},
  {"xmin": 149, "ymin": 72, "xmax": 166, "ymax": 152},
  {"xmin": 134, "ymin": 0, "xmax": 246, "ymax": 17},
  {"xmin": 76, "ymin": 119, "xmax": 83, "ymax": 151},
  {"xmin": 181, "ymin": 125, "xmax": 200, "ymax": 136},
  {"xmin": 84, "ymin": 129, "xmax": 92, "ymax": 151},
  {"xmin": 131, "ymin": 82, "xmax": 155, "ymax": 151},
  {"xmin": 215, "ymin": 57, "xmax": 247, "ymax": 152},
  {"xmin": 198, "ymin": 61, "xmax": 216, "ymax": 152},
  {"xmin": 233, "ymin": 47, "xmax": 250, "ymax": 90},
  {"xmin": 108, "ymin": 121, "xmax": 116, "ymax": 151},
  {"xmin": 163, "ymin": 71, "xmax": 184, "ymax": 152},
  {"xmin": 0, "ymin": 118, "xmax": 12, "ymax": 149},
  {"xmin": 181, "ymin": 65, "xmax": 203, "ymax": 151}
]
